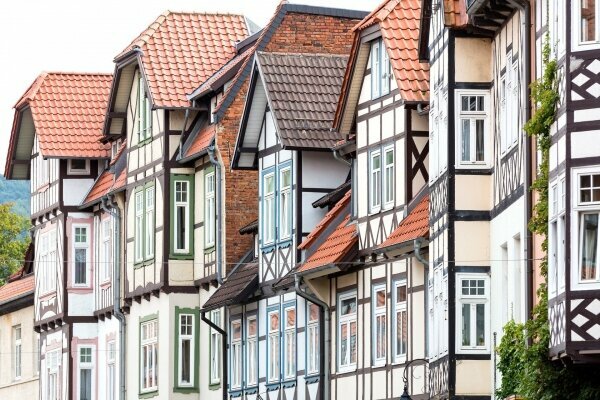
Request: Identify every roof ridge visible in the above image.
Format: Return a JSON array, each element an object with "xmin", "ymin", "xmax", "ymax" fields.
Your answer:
[
  {"xmin": 42, "ymin": 71, "xmax": 113, "ymax": 76},
  {"xmin": 164, "ymin": 10, "xmax": 245, "ymax": 16},
  {"xmin": 259, "ymin": 51, "xmax": 349, "ymax": 58}
]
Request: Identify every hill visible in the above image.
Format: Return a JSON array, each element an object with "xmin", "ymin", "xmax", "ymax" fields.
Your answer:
[{"xmin": 0, "ymin": 175, "xmax": 29, "ymax": 216}]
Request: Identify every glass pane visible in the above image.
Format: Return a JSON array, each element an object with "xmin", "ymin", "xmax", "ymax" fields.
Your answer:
[
  {"xmin": 476, "ymin": 303, "xmax": 485, "ymax": 346},
  {"xmin": 80, "ymin": 369, "xmax": 92, "ymax": 400},
  {"xmin": 181, "ymin": 339, "xmax": 191, "ymax": 383},
  {"xmin": 461, "ymin": 95, "xmax": 469, "ymax": 111},
  {"xmin": 581, "ymin": 189, "xmax": 592, "ymax": 203},
  {"xmin": 309, "ymin": 304, "xmax": 319, "ymax": 322},
  {"xmin": 177, "ymin": 205, "xmax": 186, "ymax": 250},
  {"xmin": 462, "ymin": 303, "xmax": 471, "ymax": 346},
  {"xmin": 386, "ymin": 149, "xmax": 394, "ymax": 164},
  {"xmin": 270, "ymin": 312, "xmax": 279, "ymax": 332},
  {"xmin": 581, "ymin": 174, "xmax": 591, "ymax": 188},
  {"xmin": 232, "ymin": 321, "xmax": 242, "ymax": 339},
  {"xmin": 476, "ymin": 95, "xmax": 484, "ymax": 111},
  {"xmin": 281, "ymin": 169, "xmax": 291, "ymax": 188},
  {"xmin": 476, "ymin": 119, "xmax": 485, "ymax": 161},
  {"xmin": 248, "ymin": 318, "xmax": 257, "ymax": 337},
  {"xmin": 265, "ymin": 175, "xmax": 274, "ymax": 194},
  {"xmin": 350, "ymin": 321, "xmax": 357, "ymax": 363},
  {"xmin": 373, "ymin": 154, "xmax": 381, "ymax": 170},
  {"xmin": 594, "ymin": 174, "xmax": 600, "ymax": 187},
  {"xmin": 286, "ymin": 308, "xmax": 296, "ymax": 328},
  {"xmin": 397, "ymin": 284, "xmax": 407, "ymax": 302},
  {"xmin": 594, "ymin": 189, "xmax": 600, "ymax": 202},
  {"xmin": 461, "ymin": 119, "xmax": 470, "ymax": 161},
  {"xmin": 75, "ymin": 248, "xmax": 86, "ymax": 284},
  {"xmin": 376, "ymin": 289, "xmax": 386, "ymax": 307},
  {"xmin": 341, "ymin": 297, "xmax": 357, "ymax": 315},
  {"xmin": 581, "ymin": 213, "xmax": 599, "ymax": 281},
  {"xmin": 581, "ymin": 0, "xmax": 596, "ymax": 42},
  {"xmin": 340, "ymin": 324, "xmax": 348, "ymax": 365},
  {"xmin": 376, "ymin": 315, "xmax": 386, "ymax": 359}
]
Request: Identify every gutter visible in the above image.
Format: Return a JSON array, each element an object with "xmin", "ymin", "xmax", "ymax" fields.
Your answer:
[
  {"xmin": 295, "ymin": 274, "xmax": 330, "ymax": 400},
  {"xmin": 414, "ymin": 238, "xmax": 430, "ymax": 356},
  {"xmin": 201, "ymin": 311, "xmax": 228, "ymax": 400},
  {"xmin": 208, "ymin": 144, "xmax": 224, "ymax": 284},
  {"xmin": 101, "ymin": 196, "xmax": 126, "ymax": 400}
]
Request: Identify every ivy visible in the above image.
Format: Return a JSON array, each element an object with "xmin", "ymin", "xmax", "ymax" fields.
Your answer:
[{"xmin": 496, "ymin": 27, "xmax": 600, "ymax": 400}]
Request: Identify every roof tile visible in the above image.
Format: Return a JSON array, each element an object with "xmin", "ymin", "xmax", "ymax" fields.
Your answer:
[
  {"xmin": 0, "ymin": 275, "xmax": 34, "ymax": 305},
  {"xmin": 202, "ymin": 258, "xmax": 258, "ymax": 310},
  {"xmin": 379, "ymin": 193, "xmax": 429, "ymax": 250}
]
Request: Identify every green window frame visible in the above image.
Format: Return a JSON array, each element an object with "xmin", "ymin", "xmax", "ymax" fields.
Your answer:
[
  {"xmin": 137, "ymin": 72, "xmax": 152, "ymax": 144},
  {"xmin": 174, "ymin": 307, "xmax": 200, "ymax": 393},
  {"xmin": 170, "ymin": 175, "xmax": 195, "ymax": 258},
  {"xmin": 204, "ymin": 166, "xmax": 216, "ymax": 251},
  {"xmin": 135, "ymin": 183, "xmax": 156, "ymax": 266}
]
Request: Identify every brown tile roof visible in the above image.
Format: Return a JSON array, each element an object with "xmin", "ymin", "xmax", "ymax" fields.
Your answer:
[
  {"xmin": 181, "ymin": 123, "xmax": 216, "ymax": 161},
  {"xmin": 82, "ymin": 167, "xmax": 127, "ymax": 207},
  {"xmin": 312, "ymin": 181, "xmax": 351, "ymax": 209},
  {"xmin": 202, "ymin": 257, "xmax": 258, "ymax": 311},
  {"xmin": 354, "ymin": 0, "xmax": 429, "ymax": 102},
  {"xmin": 0, "ymin": 274, "xmax": 34, "ymax": 306},
  {"xmin": 239, "ymin": 219, "xmax": 258, "ymax": 235},
  {"xmin": 118, "ymin": 12, "xmax": 249, "ymax": 108},
  {"xmin": 257, "ymin": 52, "xmax": 348, "ymax": 149},
  {"xmin": 444, "ymin": 0, "xmax": 468, "ymax": 28},
  {"xmin": 298, "ymin": 191, "xmax": 358, "ymax": 273},
  {"xmin": 378, "ymin": 193, "xmax": 429, "ymax": 250},
  {"xmin": 8, "ymin": 72, "xmax": 112, "ymax": 162}
]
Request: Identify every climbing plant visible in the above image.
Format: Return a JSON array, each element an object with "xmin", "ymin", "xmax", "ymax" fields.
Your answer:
[{"xmin": 496, "ymin": 27, "xmax": 600, "ymax": 400}]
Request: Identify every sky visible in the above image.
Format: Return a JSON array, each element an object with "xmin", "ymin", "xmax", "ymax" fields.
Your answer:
[{"xmin": 0, "ymin": 0, "xmax": 379, "ymax": 173}]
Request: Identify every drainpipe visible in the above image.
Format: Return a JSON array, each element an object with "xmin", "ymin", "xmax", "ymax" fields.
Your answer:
[
  {"xmin": 101, "ymin": 196, "xmax": 126, "ymax": 400},
  {"xmin": 295, "ymin": 274, "xmax": 330, "ymax": 400},
  {"xmin": 202, "ymin": 311, "xmax": 228, "ymax": 400},
  {"xmin": 208, "ymin": 144, "xmax": 223, "ymax": 284},
  {"xmin": 414, "ymin": 238, "xmax": 429, "ymax": 357}
]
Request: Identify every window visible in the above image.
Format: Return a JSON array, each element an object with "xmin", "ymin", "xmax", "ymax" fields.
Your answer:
[
  {"xmin": 338, "ymin": 292, "xmax": 357, "ymax": 372},
  {"xmin": 47, "ymin": 349, "xmax": 60, "ymax": 400},
  {"xmin": 135, "ymin": 185, "xmax": 155, "ymax": 263},
  {"xmin": 500, "ymin": 55, "xmax": 520, "ymax": 154},
  {"xmin": 306, "ymin": 303, "xmax": 319, "ymax": 376},
  {"xmin": 280, "ymin": 168, "xmax": 292, "ymax": 240},
  {"xmin": 576, "ymin": 0, "xmax": 599, "ymax": 45},
  {"xmin": 138, "ymin": 73, "xmax": 152, "ymax": 142},
  {"xmin": 371, "ymin": 38, "xmax": 392, "ymax": 99},
  {"xmin": 13, "ymin": 325, "xmax": 21, "ymax": 379},
  {"xmin": 263, "ymin": 172, "xmax": 276, "ymax": 245},
  {"xmin": 457, "ymin": 92, "xmax": 489, "ymax": 166},
  {"xmin": 140, "ymin": 319, "xmax": 158, "ymax": 392},
  {"xmin": 172, "ymin": 176, "xmax": 194, "ymax": 255},
  {"xmin": 576, "ymin": 172, "xmax": 600, "ymax": 284},
  {"xmin": 370, "ymin": 150, "xmax": 382, "ymax": 213},
  {"xmin": 205, "ymin": 171, "xmax": 216, "ymax": 248},
  {"xmin": 178, "ymin": 314, "xmax": 194, "ymax": 387},
  {"xmin": 372, "ymin": 285, "xmax": 386, "ymax": 365},
  {"xmin": 209, "ymin": 311, "xmax": 221, "ymax": 385},
  {"xmin": 246, "ymin": 316, "xmax": 258, "ymax": 387},
  {"xmin": 67, "ymin": 159, "xmax": 90, "ymax": 175},
  {"xmin": 383, "ymin": 146, "xmax": 394, "ymax": 208},
  {"xmin": 79, "ymin": 347, "xmax": 93, "ymax": 400},
  {"xmin": 457, "ymin": 275, "xmax": 490, "ymax": 353},
  {"xmin": 230, "ymin": 320, "xmax": 242, "ymax": 389},
  {"xmin": 107, "ymin": 341, "xmax": 116, "ymax": 400},
  {"xmin": 429, "ymin": 265, "xmax": 448, "ymax": 359},
  {"xmin": 283, "ymin": 306, "xmax": 296, "ymax": 380},
  {"xmin": 549, "ymin": 178, "xmax": 566, "ymax": 296},
  {"xmin": 101, "ymin": 219, "xmax": 112, "ymax": 282},
  {"xmin": 73, "ymin": 225, "xmax": 89, "ymax": 286},
  {"xmin": 393, "ymin": 281, "xmax": 407, "ymax": 362},
  {"xmin": 267, "ymin": 309, "xmax": 280, "ymax": 382}
]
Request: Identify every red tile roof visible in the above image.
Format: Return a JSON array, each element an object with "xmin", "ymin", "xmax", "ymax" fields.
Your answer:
[
  {"xmin": 118, "ymin": 12, "xmax": 249, "ymax": 108},
  {"xmin": 379, "ymin": 194, "xmax": 429, "ymax": 250},
  {"xmin": 354, "ymin": 0, "xmax": 429, "ymax": 102},
  {"xmin": 0, "ymin": 274, "xmax": 34, "ymax": 306},
  {"xmin": 82, "ymin": 167, "xmax": 127, "ymax": 207},
  {"xmin": 444, "ymin": 0, "xmax": 468, "ymax": 28},
  {"xmin": 9, "ymin": 72, "xmax": 112, "ymax": 159},
  {"xmin": 298, "ymin": 191, "xmax": 358, "ymax": 273},
  {"xmin": 182, "ymin": 123, "xmax": 216, "ymax": 160}
]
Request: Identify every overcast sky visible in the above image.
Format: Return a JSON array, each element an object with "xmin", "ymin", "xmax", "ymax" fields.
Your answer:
[{"xmin": 0, "ymin": 0, "xmax": 378, "ymax": 174}]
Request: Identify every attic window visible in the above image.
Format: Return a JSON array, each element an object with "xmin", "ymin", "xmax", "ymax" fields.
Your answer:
[
  {"xmin": 371, "ymin": 38, "xmax": 392, "ymax": 99},
  {"xmin": 67, "ymin": 159, "xmax": 90, "ymax": 175}
]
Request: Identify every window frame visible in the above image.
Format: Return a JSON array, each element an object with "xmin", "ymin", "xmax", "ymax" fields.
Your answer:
[
  {"xmin": 47, "ymin": 349, "xmax": 60, "ymax": 400},
  {"xmin": 67, "ymin": 159, "xmax": 90, "ymax": 175},
  {"xmin": 573, "ymin": 167, "xmax": 600, "ymax": 289},
  {"xmin": 72, "ymin": 224, "xmax": 90, "ymax": 287},
  {"xmin": 137, "ymin": 72, "xmax": 153, "ymax": 143},
  {"xmin": 338, "ymin": 291, "xmax": 358, "ymax": 373},
  {"xmin": 101, "ymin": 218, "xmax": 112, "ymax": 283},
  {"xmin": 279, "ymin": 166, "xmax": 292, "ymax": 241},
  {"xmin": 246, "ymin": 314, "xmax": 258, "ymax": 387},
  {"xmin": 230, "ymin": 318, "xmax": 243, "ymax": 390},
  {"xmin": 456, "ymin": 273, "xmax": 490, "ymax": 354},
  {"xmin": 306, "ymin": 303, "xmax": 320, "ymax": 376},
  {"xmin": 140, "ymin": 317, "xmax": 158, "ymax": 394},
  {"xmin": 13, "ymin": 325, "xmax": 21, "ymax": 380},
  {"xmin": 371, "ymin": 38, "xmax": 392, "ymax": 99},
  {"xmin": 369, "ymin": 149, "xmax": 382, "ymax": 214},
  {"xmin": 176, "ymin": 312, "xmax": 196, "ymax": 389},
  {"xmin": 134, "ymin": 184, "xmax": 155, "ymax": 265},
  {"xmin": 107, "ymin": 340, "xmax": 116, "ymax": 400},
  {"xmin": 145, "ymin": 185, "xmax": 155, "ymax": 261},
  {"xmin": 205, "ymin": 169, "xmax": 216, "ymax": 249},
  {"xmin": 573, "ymin": 0, "xmax": 600, "ymax": 50},
  {"xmin": 372, "ymin": 284, "xmax": 387, "ymax": 366},
  {"xmin": 262, "ymin": 169, "xmax": 276, "ymax": 247},
  {"xmin": 383, "ymin": 145, "xmax": 395, "ymax": 209},
  {"xmin": 549, "ymin": 176, "xmax": 566, "ymax": 297},
  {"xmin": 455, "ymin": 90, "xmax": 491, "ymax": 168},
  {"xmin": 267, "ymin": 307, "xmax": 281, "ymax": 383},
  {"xmin": 171, "ymin": 175, "xmax": 195, "ymax": 257},
  {"xmin": 78, "ymin": 345, "xmax": 94, "ymax": 400},
  {"xmin": 209, "ymin": 310, "xmax": 221, "ymax": 386},
  {"xmin": 393, "ymin": 280, "xmax": 408, "ymax": 363},
  {"xmin": 282, "ymin": 303, "xmax": 297, "ymax": 381}
]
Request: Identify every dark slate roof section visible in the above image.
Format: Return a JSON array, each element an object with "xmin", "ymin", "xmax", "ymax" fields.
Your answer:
[
  {"xmin": 312, "ymin": 180, "xmax": 351, "ymax": 209},
  {"xmin": 201, "ymin": 254, "xmax": 259, "ymax": 311},
  {"xmin": 214, "ymin": 3, "xmax": 368, "ymax": 122},
  {"xmin": 257, "ymin": 52, "xmax": 349, "ymax": 149},
  {"xmin": 239, "ymin": 219, "xmax": 258, "ymax": 235}
]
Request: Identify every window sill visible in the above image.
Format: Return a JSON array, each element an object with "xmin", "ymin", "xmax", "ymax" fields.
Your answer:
[
  {"xmin": 244, "ymin": 386, "xmax": 259, "ymax": 394},
  {"xmin": 305, "ymin": 375, "xmax": 319, "ymax": 384},
  {"xmin": 337, "ymin": 366, "xmax": 357, "ymax": 374},
  {"xmin": 372, "ymin": 361, "xmax": 386, "ymax": 369},
  {"xmin": 173, "ymin": 385, "xmax": 198, "ymax": 394},
  {"xmin": 261, "ymin": 244, "xmax": 276, "ymax": 254},
  {"xmin": 170, "ymin": 253, "xmax": 194, "ymax": 260},
  {"xmin": 134, "ymin": 259, "xmax": 155, "ymax": 269},
  {"xmin": 456, "ymin": 163, "xmax": 490, "ymax": 169},
  {"xmin": 208, "ymin": 382, "xmax": 221, "ymax": 391},
  {"xmin": 229, "ymin": 389, "xmax": 243, "ymax": 398},
  {"xmin": 266, "ymin": 382, "xmax": 281, "ymax": 391},
  {"xmin": 100, "ymin": 280, "xmax": 112, "ymax": 289},
  {"xmin": 204, "ymin": 246, "xmax": 215, "ymax": 255},
  {"xmin": 277, "ymin": 239, "xmax": 293, "ymax": 248},
  {"xmin": 139, "ymin": 389, "xmax": 159, "ymax": 399}
]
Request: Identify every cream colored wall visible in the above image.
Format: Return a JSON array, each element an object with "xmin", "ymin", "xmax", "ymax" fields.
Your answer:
[
  {"xmin": 455, "ymin": 175, "xmax": 492, "ymax": 210},
  {"xmin": 0, "ymin": 305, "xmax": 39, "ymax": 399},
  {"xmin": 455, "ymin": 359, "xmax": 492, "ymax": 396},
  {"xmin": 454, "ymin": 221, "xmax": 490, "ymax": 266},
  {"xmin": 455, "ymin": 37, "xmax": 492, "ymax": 83}
]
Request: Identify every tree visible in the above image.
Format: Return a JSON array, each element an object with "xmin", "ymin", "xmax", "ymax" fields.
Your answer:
[{"xmin": 0, "ymin": 202, "xmax": 30, "ymax": 285}]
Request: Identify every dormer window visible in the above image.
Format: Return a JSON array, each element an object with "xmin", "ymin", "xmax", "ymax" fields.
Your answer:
[
  {"xmin": 138, "ymin": 73, "xmax": 152, "ymax": 143},
  {"xmin": 67, "ymin": 159, "xmax": 89, "ymax": 175},
  {"xmin": 371, "ymin": 38, "xmax": 392, "ymax": 99}
]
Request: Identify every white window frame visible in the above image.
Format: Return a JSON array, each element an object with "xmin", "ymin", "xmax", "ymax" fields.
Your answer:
[
  {"xmin": 279, "ymin": 167, "xmax": 292, "ymax": 241},
  {"xmin": 178, "ymin": 313, "xmax": 195, "ymax": 387},
  {"xmin": 138, "ymin": 73, "xmax": 152, "ymax": 143},
  {"xmin": 263, "ymin": 172, "xmax": 276, "ymax": 246},
  {"xmin": 456, "ymin": 90, "xmax": 491, "ymax": 168},
  {"xmin": 306, "ymin": 303, "xmax": 319, "ymax": 376},
  {"xmin": 134, "ymin": 190, "xmax": 144, "ymax": 263},
  {"xmin": 145, "ymin": 186, "xmax": 155, "ymax": 260},
  {"xmin": 573, "ymin": 0, "xmax": 600, "ymax": 51},
  {"xmin": 47, "ymin": 349, "xmax": 60, "ymax": 400},
  {"xmin": 13, "ymin": 325, "xmax": 21, "ymax": 380},
  {"xmin": 428, "ymin": 265, "xmax": 448, "ymax": 360},
  {"xmin": 174, "ymin": 179, "xmax": 191, "ymax": 254},
  {"xmin": 230, "ymin": 319, "xmax": 242, "ymax": 390},
  {"xmin": 78, "ymin": 346, "xmax": 94, "ymax": 400},
  {"xmin": 72, "ymin": 224, "xmax": 90, "ymax": 287},
  {"xmin": 383, "ymin": 145, "xmax": 395, "ymax": 209},
  {"xmin": 456, "ymin": 274, "xmax": 490, "ymax": 354},
  {"xmin": 246, "ymin": 315, "xmax": 258, "ymax": 387},
  {"xmin": 393, "ymin": 280, "xmax": 408, "ymax": 363},
  {"xmin": 283, "ymin": 305, "xmax": 296, "ymax": 380},
  {"xmin": 107, "ymin": 341, "xmax": 116, "ymax": 400},
  {"xmin": 38, "ymin": 229, "xmax": 57, "ymax": 295},
  {"xmin": 205, "ymin": 172, "xmax": 216, "ymax": 248},
  {"xmin": 549, "ymin": 176, "xmax": 566, "ymax": 297},
  {"xmin": 371, "ymin": 38, "xmax": 392, "ymax": 99},
  {"xmin": 67, "ymin": 159, "xmax": 90, "ymax": 175},
  {"xmin": 372, "ymin": 284, "xmax": 387, "ymax": 366},
  {"xmin": 369, "ymin": 150, "xmax": 382, "ymax": 213},
  {"xmin": 101, "ymin": 218, "xmax": 112, "ymax": 283},
  {"xmin": 140, "ymin": 319, "xmax": 158, "ymax": 393},
  {"xmin": 267, "ymin": 309, "xmax": 280, "ymax": 383},
  {"xmin": 338, "ymin": 291, "xmax": 357, "ymax": 373},
  {"xmin": 209, "ymin": 310, "xmax": 221, "ymax": 385}
]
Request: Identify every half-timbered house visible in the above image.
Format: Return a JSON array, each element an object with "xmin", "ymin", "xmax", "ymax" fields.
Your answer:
[
  {"xmin": 202, "ymin": 5, "xmax": 365, "ymax": 400},
  {"xmin": 295, "ymin": 1, "xmax": 431, "ymax": 399},
  {"xmin": 419, "ymin": 0, "xmax": 534, "ymax": 397},
  {"xmin": 5, "ymin": 71, "xmax": 113, "ymax": 400}
]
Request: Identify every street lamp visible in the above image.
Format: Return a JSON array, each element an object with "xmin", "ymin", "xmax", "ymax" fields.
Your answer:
[{"xmin": 399, "ymin": 358, "xmax": 429, "ymax": 400}]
